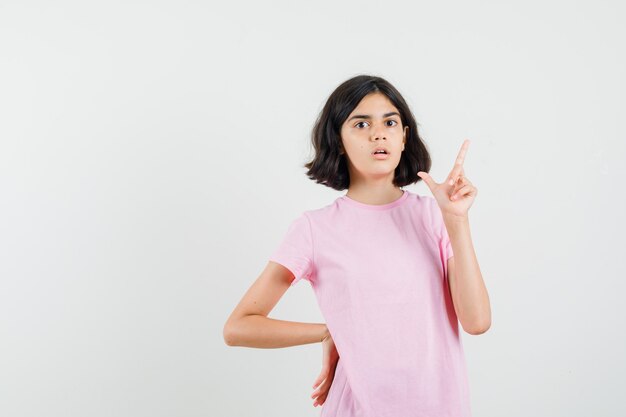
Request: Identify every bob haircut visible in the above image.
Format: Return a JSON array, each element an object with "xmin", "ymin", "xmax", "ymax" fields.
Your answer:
[{"xmin": 304, "ymin": 74, "xmax": 432, "ymax": 191}]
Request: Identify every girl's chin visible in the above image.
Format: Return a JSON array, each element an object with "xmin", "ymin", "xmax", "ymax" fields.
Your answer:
[{"xmin": 357, "ymin": 167, "xmax": 399, "ymax": 177}]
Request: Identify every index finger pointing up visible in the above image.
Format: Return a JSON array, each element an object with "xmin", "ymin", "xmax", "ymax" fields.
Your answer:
[{"xmin": 447, "ymin": 139, "xmax": 470, "ymax": 186}]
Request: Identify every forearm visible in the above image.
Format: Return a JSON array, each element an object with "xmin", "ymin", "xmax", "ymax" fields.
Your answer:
[
  {"xmin": 225, "ymin": 315, "xmax": 329, "ymax": 348},
  {"xmin": 443, "ymin": 214, "xmax": 491, "ymax": 333}
]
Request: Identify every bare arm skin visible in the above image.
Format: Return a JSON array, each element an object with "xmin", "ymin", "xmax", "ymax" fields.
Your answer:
[
  {"xmin": 417, "ymin": 139, "xmax": 491, "ymax": 336},
  {"xmin": 222, "ymin": 261, "xmax": 329, "ymax": 348},
  {"xmin": 223, "ymin": 260, "xmax": 339, "ymax": 408},
  {"xmin": 445, "ymin": 217, "xmax": 491, "ymax": 335}
]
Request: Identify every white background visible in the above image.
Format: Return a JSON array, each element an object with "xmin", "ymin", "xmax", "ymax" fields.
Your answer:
[{"xmin": 1, "ymin": 1, "xmax": 625, "ymax": 416}]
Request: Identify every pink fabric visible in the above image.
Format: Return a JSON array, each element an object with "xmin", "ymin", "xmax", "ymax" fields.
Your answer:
[{"xmin": 269, "ymin": 190, "xmax": 472, "ymax": 417}]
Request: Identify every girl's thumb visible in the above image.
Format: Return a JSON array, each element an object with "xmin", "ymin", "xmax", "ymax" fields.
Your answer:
[{"xmin": 418, "ymin": 172, "xmax": 434, "ymax": 188}]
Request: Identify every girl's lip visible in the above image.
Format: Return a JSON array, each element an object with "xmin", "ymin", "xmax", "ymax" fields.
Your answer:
[
  {"xmin": 372, "ymin": 152, "xmax": 390, "ymax": 160},
  {"xmin": 371, "ymin": 148, "xmax": 389, "ymax": 154}
]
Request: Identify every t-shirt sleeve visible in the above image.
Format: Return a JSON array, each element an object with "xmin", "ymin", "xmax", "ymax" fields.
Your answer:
[
  {"xmin": 429, "ymin": 197, "xmax": 454, "ymax": 261},
  {"xmin": 268, "ymin": 212, "xmax": 314, "ymax": 287}
]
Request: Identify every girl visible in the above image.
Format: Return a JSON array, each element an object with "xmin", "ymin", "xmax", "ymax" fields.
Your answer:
[{"xmin": 223, "ymin": 75, "xmax": 491, "ymax": 417}]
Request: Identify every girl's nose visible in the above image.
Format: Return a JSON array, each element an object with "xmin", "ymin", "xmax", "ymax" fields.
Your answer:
[{"xmin": 371, "ymin": 123, "xmax": 387, "ymax": 141}]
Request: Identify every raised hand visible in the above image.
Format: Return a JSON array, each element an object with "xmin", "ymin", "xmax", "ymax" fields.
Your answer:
[
  {"xmin": 417, "ymin": 139, "xmax": 478, "ymax": 218},
  {"xmin": 311, "ymin": 332, "xmax": 340, "ymax": 407}
]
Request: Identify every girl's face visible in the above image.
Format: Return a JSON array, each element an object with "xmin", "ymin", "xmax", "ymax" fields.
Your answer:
[{"xmin": 340, "ymin": 92, "xmax": 408, "ymax": 183}]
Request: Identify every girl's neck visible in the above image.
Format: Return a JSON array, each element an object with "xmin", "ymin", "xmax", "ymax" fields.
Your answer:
[{"xmin": 344, "ymin": 186, "xmax": 404, "ymax": 206}]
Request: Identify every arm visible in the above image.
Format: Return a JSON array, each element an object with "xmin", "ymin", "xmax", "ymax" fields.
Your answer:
[
  {"xmin": 417, "ymin": 139, "xmax": 491, "ymax": 336},
  {"xmin": 222, "ymin": 261, "xmax": 329, "ymax": 348},
  {"xmin": 444, "ymin": 215, "xmax": 491, "ymax": 335}
]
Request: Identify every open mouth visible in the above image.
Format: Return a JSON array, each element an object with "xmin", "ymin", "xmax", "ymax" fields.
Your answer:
[{"xmin": 372, "ymin": 150, "xmax": 390, "ymax": 159}]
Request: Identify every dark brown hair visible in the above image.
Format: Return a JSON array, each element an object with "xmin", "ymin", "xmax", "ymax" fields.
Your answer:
[{"xmin": 304, "ymin": 74, "xmax": 431, "ymax": 191}]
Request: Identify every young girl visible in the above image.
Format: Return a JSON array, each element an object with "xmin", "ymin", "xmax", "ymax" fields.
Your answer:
[{"xmin": 223, "ymin": 75, "xmax": 491, "ymax": 417}]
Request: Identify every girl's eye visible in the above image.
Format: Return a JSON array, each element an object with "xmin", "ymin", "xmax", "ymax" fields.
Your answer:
[{"xmin": 355, "ymin": 120, "xmax": 398, "ymax": 128}]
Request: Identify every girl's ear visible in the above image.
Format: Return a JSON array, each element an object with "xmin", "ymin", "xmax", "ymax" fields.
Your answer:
[{"xmin": 402, "ymin": 126, "xmax": 408, "ymax": 150}]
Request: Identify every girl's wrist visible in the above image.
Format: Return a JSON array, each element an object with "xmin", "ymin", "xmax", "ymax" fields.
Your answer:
[{"xmin": 442, "ymin": 212, "xmax": 469, "ymax": 224}]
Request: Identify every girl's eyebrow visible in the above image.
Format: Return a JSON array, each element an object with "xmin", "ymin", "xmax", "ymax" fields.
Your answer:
[{"xmin": 348, "ymin": 111, "xmax": 400, "ymax": 122}]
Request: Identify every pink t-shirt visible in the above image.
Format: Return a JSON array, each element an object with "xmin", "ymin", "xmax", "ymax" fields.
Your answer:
[{"xmin": 268, "ymin": 189, "xmax": 472, "ymax": 417}]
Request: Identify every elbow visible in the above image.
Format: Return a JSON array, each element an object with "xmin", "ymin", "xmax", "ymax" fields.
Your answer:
[
  {"xmin": 223, "ymin": 320, "xmax": 239, "ymax": 346},
  {"xmin": 465, "ymin": 320, "xmax": 491, "ymax": 335}
]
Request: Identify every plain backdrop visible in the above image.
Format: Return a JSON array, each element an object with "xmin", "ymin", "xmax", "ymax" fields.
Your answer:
[{"xmin": 1, "ymin": 1, "xmax": 625, "ymax": 416}]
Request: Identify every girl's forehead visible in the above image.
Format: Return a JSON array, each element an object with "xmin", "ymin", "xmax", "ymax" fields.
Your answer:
[{"xmin": 351, "ymin": 93, "xmax": 398, "ymax": 115}]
